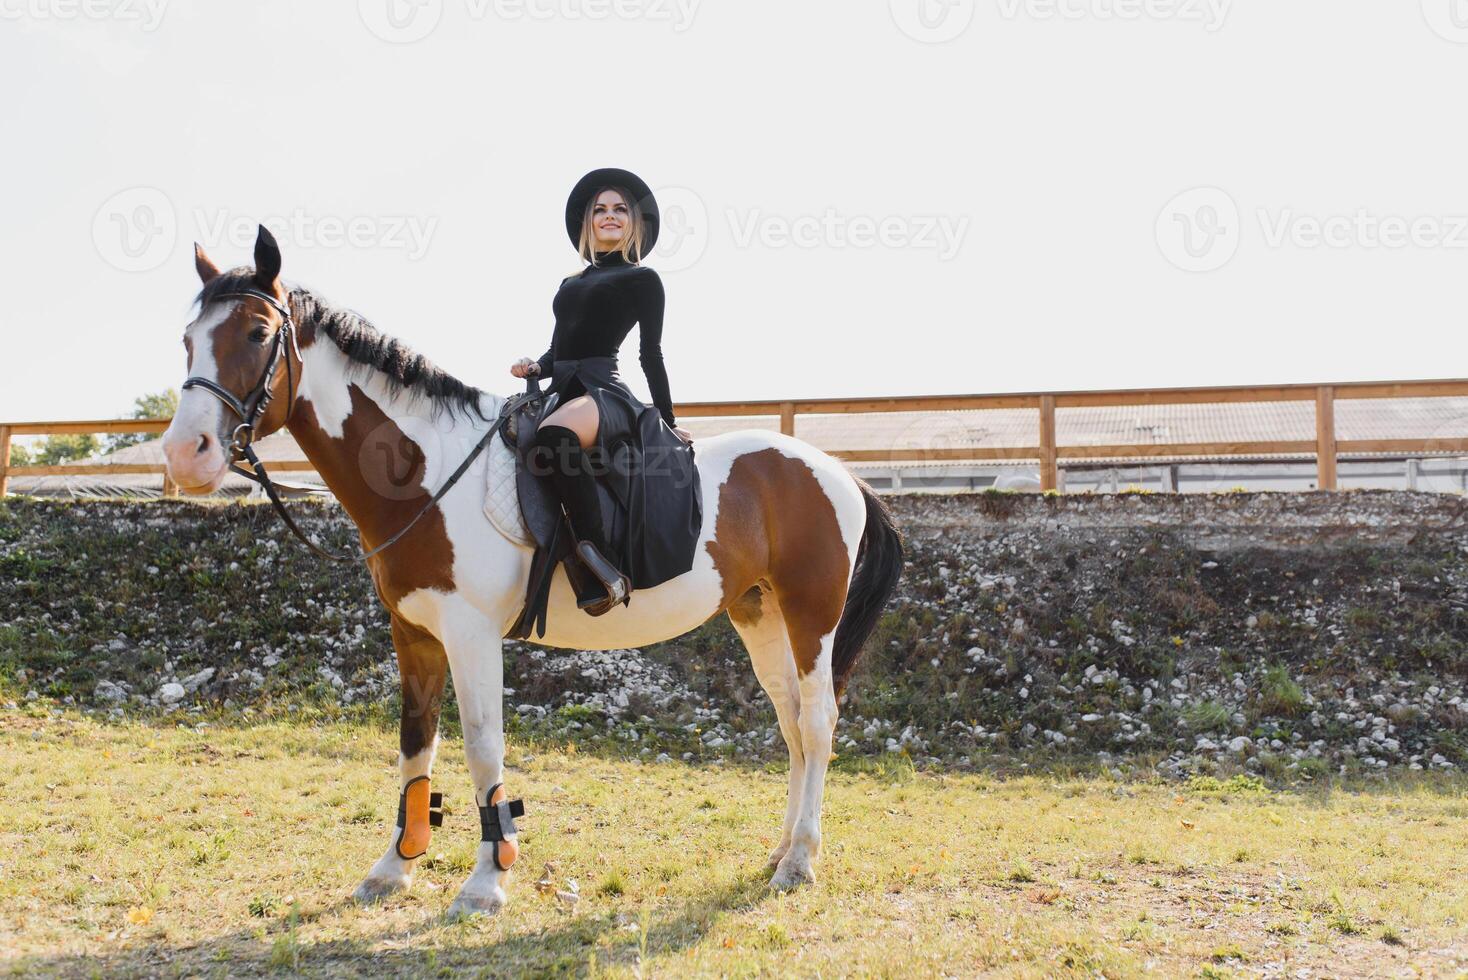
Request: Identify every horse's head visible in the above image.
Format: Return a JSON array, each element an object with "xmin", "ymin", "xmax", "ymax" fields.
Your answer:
[{"xmin": 162, "ymin": 225, "xmax": 300, "ymax": 494}]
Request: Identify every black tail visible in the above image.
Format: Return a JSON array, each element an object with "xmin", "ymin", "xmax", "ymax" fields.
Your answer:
[{"xmin": 831, "ymin": 476, "xmax": 905, "ymax": 698}]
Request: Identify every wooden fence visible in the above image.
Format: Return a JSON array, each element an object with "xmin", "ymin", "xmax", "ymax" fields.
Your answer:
[{"xmin": 3, "ymin": 378, "xmax": 1466, "ymax": 496}]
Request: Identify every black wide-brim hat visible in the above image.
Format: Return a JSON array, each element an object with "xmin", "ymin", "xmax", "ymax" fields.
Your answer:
[{"xmin": 565, "ymin": 168, "xmax": 659, "ymax": 257}]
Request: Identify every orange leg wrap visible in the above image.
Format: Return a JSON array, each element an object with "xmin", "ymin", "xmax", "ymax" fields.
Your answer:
[
  {"xmin": 394, "ymin": 775, "xmax": 443, "ymax": 861},
  {"xmin": 482, "ymin": 783, "xmax": 524, "ymax": 871}
]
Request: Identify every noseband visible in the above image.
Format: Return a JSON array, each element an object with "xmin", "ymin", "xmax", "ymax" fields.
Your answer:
[{"xmin": 181, "ymin": 288, "xmax": 300, "ymax": 461}]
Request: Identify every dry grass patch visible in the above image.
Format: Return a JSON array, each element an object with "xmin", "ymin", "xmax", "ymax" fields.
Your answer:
[{"xmin": 2, "ymin": 711, "xmax": 1465, "ymax": 977}]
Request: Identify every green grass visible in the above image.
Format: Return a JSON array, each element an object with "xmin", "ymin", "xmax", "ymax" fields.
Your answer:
[
  {"xmin": 1257, "ymin": 665, "xmax": 1307, "ymax": 717},
  {"xmin": 1182, "ymin": 700, "xmax": 1231, "ymax": 731},
  {"xmin": 2, "ymin": 711, "xmax": 1464, "ymax": 977}
]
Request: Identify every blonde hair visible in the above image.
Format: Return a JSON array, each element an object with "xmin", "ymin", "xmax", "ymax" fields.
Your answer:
[{"xmin": 576, "ymin": 186, "xmax": 647, "ymax": 268}]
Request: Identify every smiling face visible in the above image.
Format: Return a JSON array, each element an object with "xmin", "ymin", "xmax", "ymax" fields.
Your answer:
[
  {"xmin": 160, "ymin": 230, "xmax": 297, "ymax": 494},
  {"xmin": 590, "ymin": 188, "xmax": 630, "ymax": 249}
]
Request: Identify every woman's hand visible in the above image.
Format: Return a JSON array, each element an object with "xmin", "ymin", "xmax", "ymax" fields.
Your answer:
[
  {"xmin": 510, "ymin": 357, "xmax": 541, "ymax": 379},
  {"xmin": 672, "ymin": 425, "xmax": 693, "ymax": 444}
]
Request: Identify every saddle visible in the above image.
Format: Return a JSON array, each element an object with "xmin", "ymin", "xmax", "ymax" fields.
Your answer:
[{"xmin": 497, "ymin": 376, "xmax": 629, "ymax": 640}]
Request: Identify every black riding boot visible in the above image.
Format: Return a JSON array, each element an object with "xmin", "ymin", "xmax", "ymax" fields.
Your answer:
[{"xmin": 531, "ymin": 424, "xmax": 630, "ymax": 615}]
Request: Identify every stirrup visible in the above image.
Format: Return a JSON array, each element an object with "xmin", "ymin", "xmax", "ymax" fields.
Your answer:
[{"xmin": 573, "ymin": 539, "xmax": 630, "ymax": 616}]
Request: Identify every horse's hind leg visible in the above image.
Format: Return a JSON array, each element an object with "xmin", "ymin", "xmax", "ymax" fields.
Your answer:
[
  {"xmin": 727, "ymin": 586, "xmax": 804, "ymax": 868},
  {"xmin": 354, "ymin": 615, "xmax": 448, "ymax": 904}
]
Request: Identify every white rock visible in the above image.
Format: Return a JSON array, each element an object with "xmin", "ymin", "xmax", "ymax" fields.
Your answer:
[
  {"xmin": 182, "ymin": 668, "xmax": 215, "ymax": 693},
  {"xmin": 1228, "ymin": 737, "xmax": 1250, "ymax": 753},
  {"xmin": 158, "ymin": 683, "xmax": 186, "ymax": 704}
]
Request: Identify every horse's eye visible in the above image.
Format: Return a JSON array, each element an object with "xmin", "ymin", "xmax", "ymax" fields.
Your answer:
[{"xmin": 249, "ymin": 327, "xmax": 269, "ymax": 344}]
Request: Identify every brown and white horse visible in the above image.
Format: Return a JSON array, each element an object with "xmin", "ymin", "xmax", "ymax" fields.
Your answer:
[{"xmin": 161, "ymin": 228, "xmax": 903, "ymax": 916}]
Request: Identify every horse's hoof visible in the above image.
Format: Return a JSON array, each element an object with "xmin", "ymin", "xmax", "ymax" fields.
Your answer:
[
  {"xmin": 769, "ymin": 861, "xmax": 815, "ymax": 892},
  {"xmin": 446, "ymin": 889, "xmax": 507, "ymax": 919},
  {"xmin": 353, "ymin": 875, "xmax": 409, "ymax": 905}
]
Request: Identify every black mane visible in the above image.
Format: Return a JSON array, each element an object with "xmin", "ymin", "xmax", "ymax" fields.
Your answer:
[{"xmin": 196, "ymin": 271, "xmax": 489, "ymax": 422}]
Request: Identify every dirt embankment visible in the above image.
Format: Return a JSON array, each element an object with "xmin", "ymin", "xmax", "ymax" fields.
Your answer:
[{"xmin": 1, "ymin": 491, "xmax": 1464, "ymax": 778}]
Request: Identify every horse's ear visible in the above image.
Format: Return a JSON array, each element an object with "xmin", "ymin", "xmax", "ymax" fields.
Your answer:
[
  {"xmin": 194, "ymin": 242, "xmax": 221, "ymax": 284},
  {"xmin": 253, "ymin": 225, "xmax": 282, "ymax": 292}
]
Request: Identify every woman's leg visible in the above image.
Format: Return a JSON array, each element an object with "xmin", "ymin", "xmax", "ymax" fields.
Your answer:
[
  {"xmin": 533, "ymin": 395, "xmax": 628, "ymax": 611},
  {"xmin": 538, "ymin": 394, "xmax": 600, "ymax": 449}
]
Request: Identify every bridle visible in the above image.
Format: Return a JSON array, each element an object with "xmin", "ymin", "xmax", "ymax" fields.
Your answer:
[
  {"xmin": 182, "ymin": 288, "xmax": 301, "ymax": 462},
  {"xmin": 180, "ymin": 287, "xmax": 524, "ymax": 563}
]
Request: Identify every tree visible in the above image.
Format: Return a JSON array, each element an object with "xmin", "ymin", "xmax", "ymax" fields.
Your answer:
[
  {"xmin": 105, "ymin": 389, "xmax": 179, "ymax": 453},
  {"xmin": 34, "ymin": 434, "xmax": 101, "ymax": 465}
]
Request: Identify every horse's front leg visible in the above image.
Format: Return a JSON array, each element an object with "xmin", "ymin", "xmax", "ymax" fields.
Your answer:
[
  {"xmin": 440, "ymin": 602, "xmax": 520, "ymax": 918},
  {"xmin": 354, "ymin": 615, "xmax": 448, "ymax": 904}
]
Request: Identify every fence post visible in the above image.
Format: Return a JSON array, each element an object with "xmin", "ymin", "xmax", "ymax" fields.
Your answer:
[
  {"xmin": 779, "ymin": 401, "xmax": 795, "ymax": 437},
  {"xmin": 1039, "ymin": 395, "xmax": 1057, "ymax": 491},
  {"xmin": 1315, "ymin": 385, "xmax": 1337, "ymax": 491},
  {"xmin": 0, "ymin": 425, "xmax": 10, "ymax": 497},
  {"xmin": 162, "ymin": 472, "xmax": 179, "ymax": 498}
]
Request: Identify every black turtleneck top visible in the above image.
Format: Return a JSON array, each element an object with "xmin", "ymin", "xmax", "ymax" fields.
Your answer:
[{"xmin": 535, "ymin": 251, "xmax": 676, "ymax": 428}]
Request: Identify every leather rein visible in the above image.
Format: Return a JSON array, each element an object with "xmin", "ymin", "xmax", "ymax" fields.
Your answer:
[{"xmin": 181, "ymin": 288, "xmax": 525, "ymax": 563}]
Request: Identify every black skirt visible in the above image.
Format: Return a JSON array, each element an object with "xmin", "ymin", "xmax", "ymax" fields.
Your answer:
[{"xmin": 534, "ymin": 354, "xmax": 702, "ymax": 590}]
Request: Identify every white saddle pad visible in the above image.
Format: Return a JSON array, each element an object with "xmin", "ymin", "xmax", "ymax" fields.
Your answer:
[{"xmin": 482, "ymin": 430, "xmax": 534, "ymax": 548}]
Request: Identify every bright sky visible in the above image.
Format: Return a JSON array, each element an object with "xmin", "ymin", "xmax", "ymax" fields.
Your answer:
[{"xmin": 3, "ymin": 0, "xmax": 1466, "ymax": 423}]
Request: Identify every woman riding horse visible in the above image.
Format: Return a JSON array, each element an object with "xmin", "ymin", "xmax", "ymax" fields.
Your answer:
[{"xmin": 510, "ymin": 168, "xmax": 698, "ymax": 617}]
